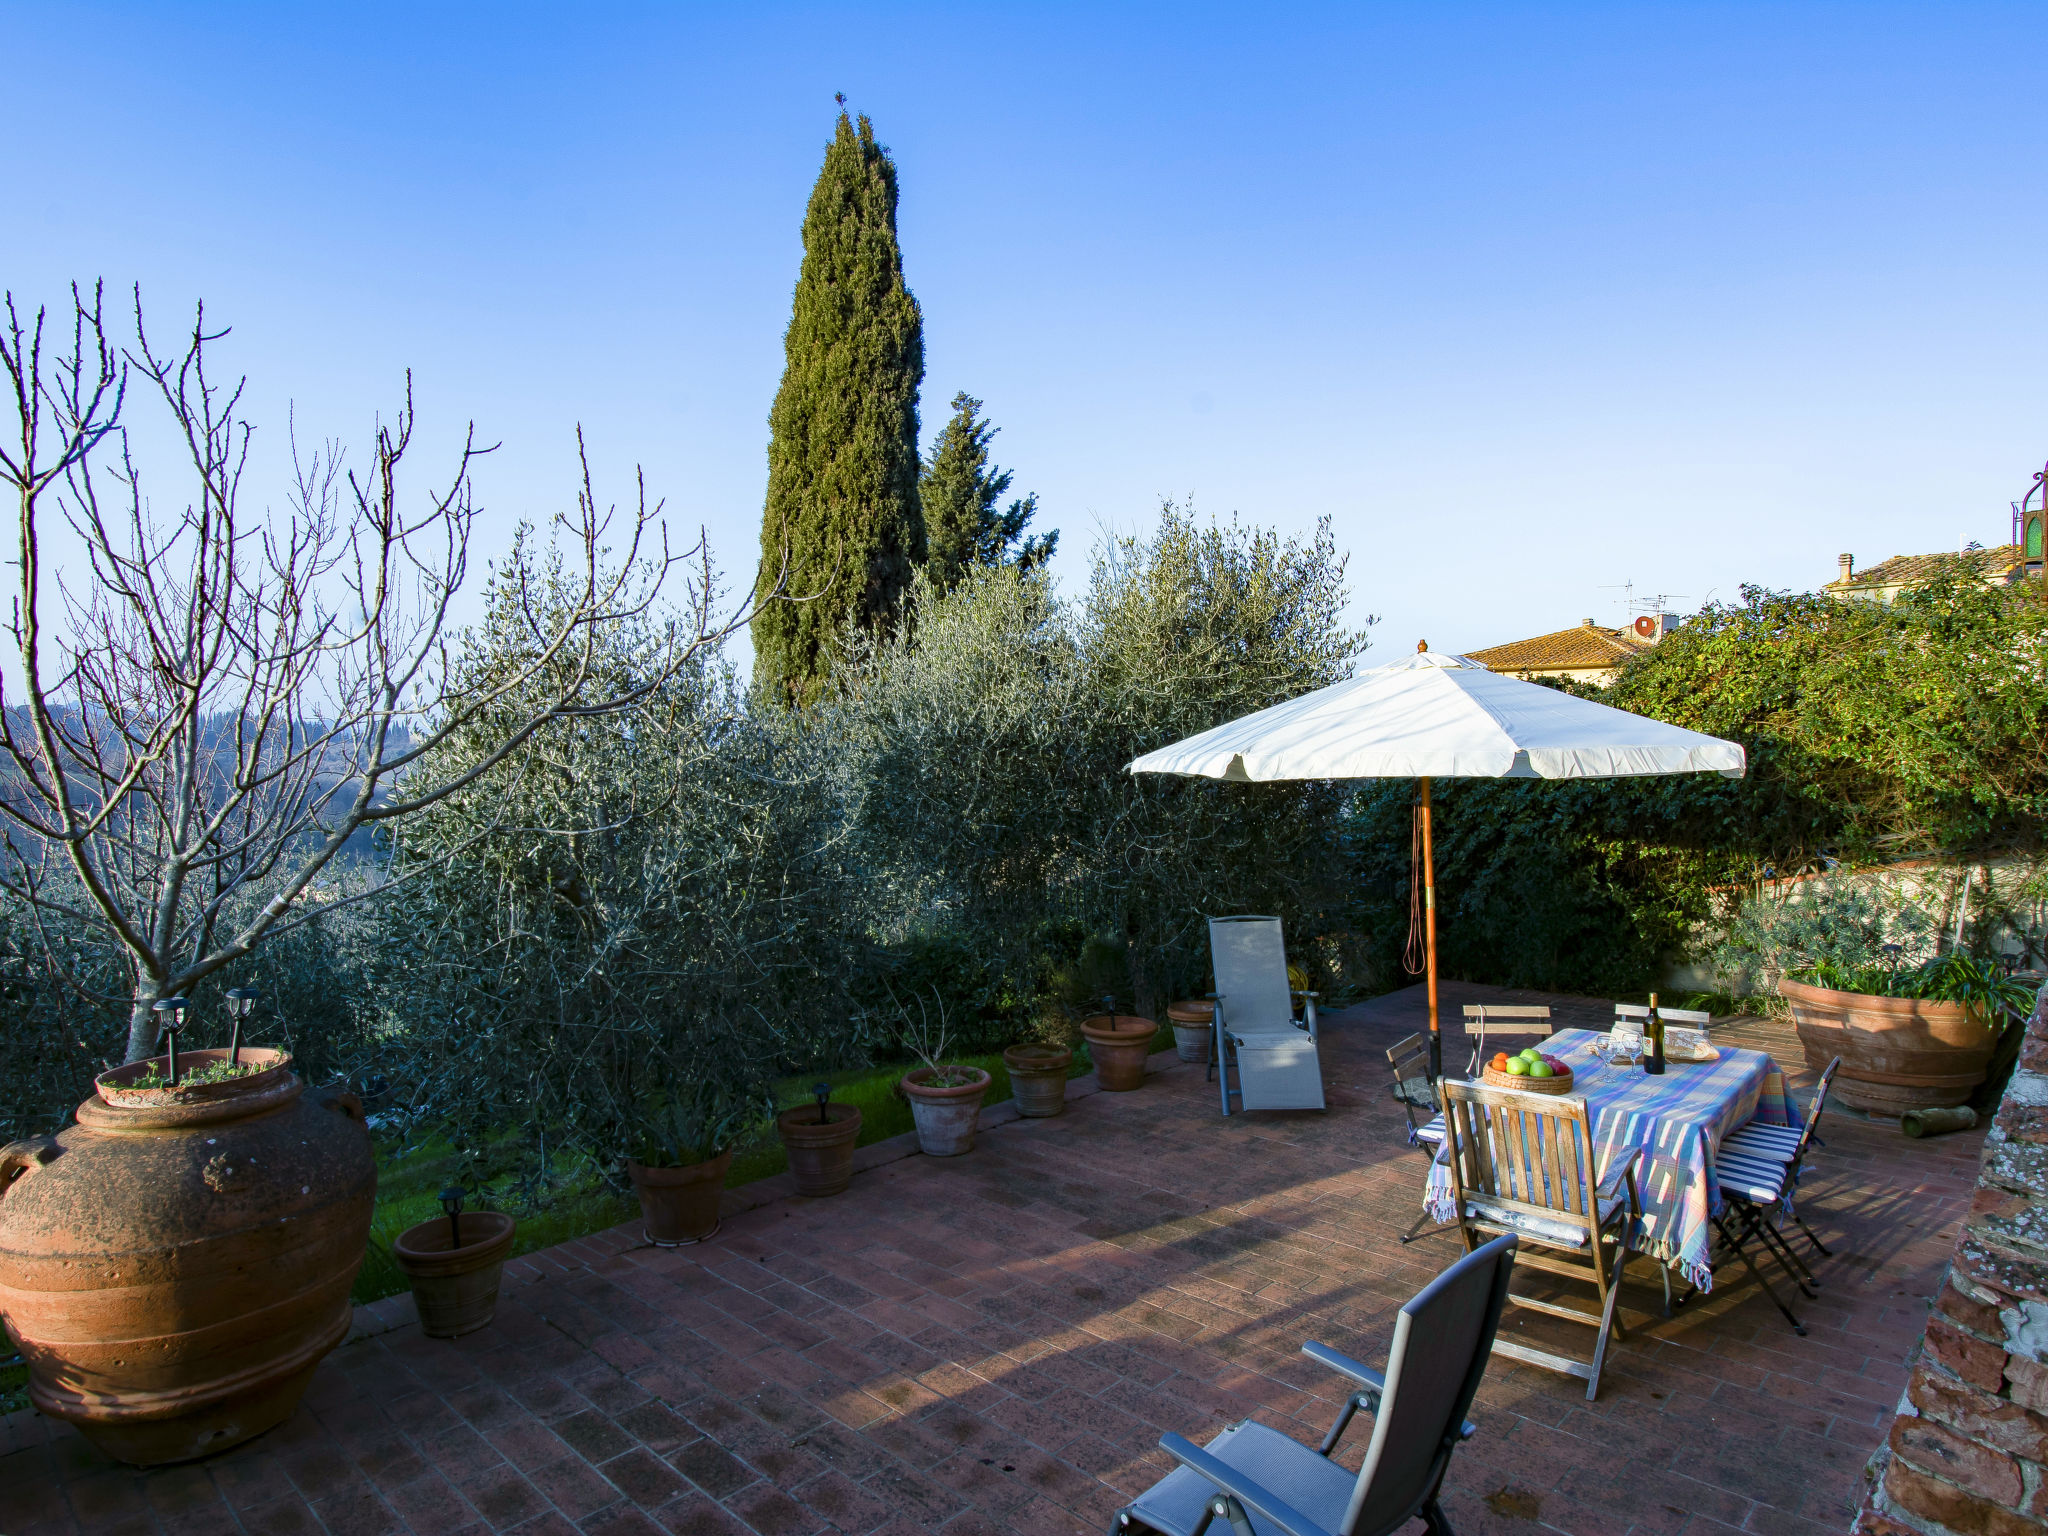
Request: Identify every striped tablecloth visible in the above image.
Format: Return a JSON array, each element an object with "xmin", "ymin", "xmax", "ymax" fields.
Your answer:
[{"xmin": 1425, "ymin": 1027, "xmax": 1802, "ymax": 1291}]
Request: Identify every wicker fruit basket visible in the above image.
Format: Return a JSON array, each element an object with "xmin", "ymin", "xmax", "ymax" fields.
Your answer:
[{"xmin": 1481, "ymin": 1063, "xmax": 1575, "ymax": 1095}]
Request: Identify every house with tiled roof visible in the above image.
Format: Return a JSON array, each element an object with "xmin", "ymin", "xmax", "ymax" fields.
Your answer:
[
  {"xmin": 1824, "ymin": 543, "xmax": 2030, "ymax": 602},
  {"xmin": 1465, "ymin": 617, "xmax": 1666, "ymax": 686}
]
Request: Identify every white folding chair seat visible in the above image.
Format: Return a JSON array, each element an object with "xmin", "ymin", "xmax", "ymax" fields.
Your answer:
[
  {"xmin": 1415, "ymin": 1114, "xmax": 1445, "ymax": 1147},
  {"xmin": 1721, "ymin": 1122, "xmax": 1803, "ymax": 1162},
  {"xmin": 1714, "ymin": 1149, "xmax": 1789, "ymax": 1205}
]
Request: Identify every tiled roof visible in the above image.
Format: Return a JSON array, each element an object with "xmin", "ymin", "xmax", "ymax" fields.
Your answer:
[
  {"xmin": 1828, "ymin": 544, "xmax": 2024, "ymax": 591},
  {"xmin": 1465, "ymin": 623, "xmax": 1650, "ymax": 673}
]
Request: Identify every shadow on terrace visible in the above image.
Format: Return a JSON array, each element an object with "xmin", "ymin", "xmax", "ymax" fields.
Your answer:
[{"xmin": 2, "ymin": 981, "xmax": 1985, "ymax": 1536}]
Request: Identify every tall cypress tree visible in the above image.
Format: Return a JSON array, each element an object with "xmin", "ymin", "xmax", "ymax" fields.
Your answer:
[
  {"xmin": 920, "ymin": 392, "xmax": 1057, "ymax": 592},
  {"xmin": 754, "ymin": 105, "xmax": 926, "ymax": 706}
]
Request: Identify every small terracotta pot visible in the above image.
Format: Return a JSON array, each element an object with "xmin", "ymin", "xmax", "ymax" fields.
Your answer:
[
  {"xmin": 901, "ymin": 1067, "xmax": 992, "ymax": 1156},
  {"xmin": 1003, "ymin": 1044, "xmax": 1073, "ymax": 1118},
  {"xmin": 627, "ymin": 1151, "xmax": 732, "ymax": 1245},
  {"xmin": 777, "ymin": 1103, "xmax": 862, "ymax": 1197},
  {"xmin": 1081, "ymin": 1015, "xmax": 1159, "ymax": 1092},
  {"xmin": 394, "ymin": 1210, "xmax": 516, "ymax": 1339},
  {"xmin": 1166, "ymin": 1000, "xmax": 1214, "ymax": 1064}
]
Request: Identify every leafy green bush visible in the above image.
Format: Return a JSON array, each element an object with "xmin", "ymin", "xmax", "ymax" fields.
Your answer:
[
  {"xmin": 1795, "ymin": 953, "xmax": 2037, "ymax": 1023},
  {"xmin": 1347, "ymin": 569, "xmax": 2048, "ymax": 999}
]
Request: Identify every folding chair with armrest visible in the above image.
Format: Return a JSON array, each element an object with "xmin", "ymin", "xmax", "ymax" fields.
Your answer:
[
  {"xmin": 1112, "ymin": 1234, "xmax": 1518, "ymax": 1536},
  {"xmin": 1441, "ymin": 1080, "xmax": 1641, "ymax": 1400}
]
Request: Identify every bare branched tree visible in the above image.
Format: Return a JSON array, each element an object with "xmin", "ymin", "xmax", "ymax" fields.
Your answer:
[{"xmin": 0, "ymin": 283, "xmax": 767, "ymax": 1062}]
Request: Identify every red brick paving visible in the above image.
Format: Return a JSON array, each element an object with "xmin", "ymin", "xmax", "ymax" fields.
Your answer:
[{"xmin": 1, "ymin": 981, "xmax": 1988, "ymax": 1536}]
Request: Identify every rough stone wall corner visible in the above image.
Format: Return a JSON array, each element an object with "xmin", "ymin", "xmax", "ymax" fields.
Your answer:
[{"xmin": 1855, "ymin": 983, "xmax": 2048, "ymax": 1536}]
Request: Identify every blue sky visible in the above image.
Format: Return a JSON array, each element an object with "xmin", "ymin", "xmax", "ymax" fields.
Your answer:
[{"xmin": 9, "ymin": 3, "xmax": 2046, "ymax": 664}]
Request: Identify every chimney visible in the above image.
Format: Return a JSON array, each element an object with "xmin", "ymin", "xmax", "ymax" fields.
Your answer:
[
  {"xmin": 1838, "ymin": 553, "xmax": 1853, "ymax": 581},
  {"xmin": 1581, "ymin": 618, "xmax": 1595, "ymax": 627}
]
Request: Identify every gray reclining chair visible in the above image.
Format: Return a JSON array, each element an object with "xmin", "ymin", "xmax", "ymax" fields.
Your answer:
[
  {"xmin": 1210, "ymin": 915, "xmax": 1324, "ymax": 1114},
  {"xmin": 1111, "ymin": 1234, "xmax": 1517, "ymax": 1536}
]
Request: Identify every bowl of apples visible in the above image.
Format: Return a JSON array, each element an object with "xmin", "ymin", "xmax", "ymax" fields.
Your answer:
[{"xmin": 1482, "ymin": 1046, "xmax": 1575, "ymax": 1094}]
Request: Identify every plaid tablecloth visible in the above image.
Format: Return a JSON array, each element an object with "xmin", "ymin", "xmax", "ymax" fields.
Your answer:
[{"xmin": 1424, "ymin": 1027, "xmax": 1802, "ymax": 1292}]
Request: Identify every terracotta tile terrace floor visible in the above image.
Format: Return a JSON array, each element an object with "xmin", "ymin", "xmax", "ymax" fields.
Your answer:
[{"xmin": 3, "ymin": 981, "xmax": 1989, "ymax": 1536}]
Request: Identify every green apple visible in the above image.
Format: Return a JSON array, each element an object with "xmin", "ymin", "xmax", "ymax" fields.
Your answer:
[
  {"xmin": 1505, "ymin": 1057, "xmax": 1530, "ymax": 1075},
  {"xmin": 1528, "ymin": 1061, "xmax": 1554, "ymax": 1078}
]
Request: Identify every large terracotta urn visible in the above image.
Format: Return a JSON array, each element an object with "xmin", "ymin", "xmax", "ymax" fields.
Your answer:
[
  {"xmin": 0, "ymin": 1048, "xmax": 375, "ymax": 1465},
  {"xmin": 1779, "ymin": 978, "xmax": 1999, "ymax": 1116}
]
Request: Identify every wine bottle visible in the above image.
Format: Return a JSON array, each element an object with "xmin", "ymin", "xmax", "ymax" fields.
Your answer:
[{"xmin": 1646, "ymin": 992, "xmax": 1666, "ymax": 1076}]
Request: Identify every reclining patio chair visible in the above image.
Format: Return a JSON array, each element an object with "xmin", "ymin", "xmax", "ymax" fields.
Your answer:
[
  {"xmin": 1210, "ymin": 916, "xmax": 1324, "ymax": 1114},
  {"xmin": 1111, "ymin": 1234, "xmax": 1516, "ymax": 1536}
]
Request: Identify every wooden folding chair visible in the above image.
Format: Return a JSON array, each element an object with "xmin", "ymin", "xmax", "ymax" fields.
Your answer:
[
  {"xmin": 1460, "ymin": 1004, "xmax": 1552, "ymax": 1075},
  {"xmin": 1440, "ymin": 1080, "xmax": 1642, "ymax": 1400},
  {"xmin": 1613, "ymin": 1002, "xmax": 1713, "ymax": 1032},
  {"xmin": 1386, "ymin": 1033, "xmax": 1454, "ymax": 1246}
]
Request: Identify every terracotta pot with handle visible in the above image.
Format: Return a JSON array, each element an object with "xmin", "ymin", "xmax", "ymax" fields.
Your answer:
[
  {"xmin": 1779, "ymin": 977, "xmax": 1998, "ymax": 1115},
  {"xmin": 1080, "ymin": 1015, "xmax": 1159, "ymax": 1092},
  {"xmin": 628, "ymin": 1151, "xmax": 733, "ymax": 1245},
  {"xmin": 394, "ymin": 1210, "xmax": 516, "ymax": 1339},
  {"xmin": 0, "ymin": 1048, "xmax": 375, "ymax": 1466}
]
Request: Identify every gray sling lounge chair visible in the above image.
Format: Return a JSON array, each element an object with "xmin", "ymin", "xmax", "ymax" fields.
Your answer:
[
  {"xmin": 1110, "ymin": 1234, "xmax": 1517, "ymax": 1536},
  {"xmin": 1210, "ymin": 915, "xmax": 1324, "ymax": 1114}
]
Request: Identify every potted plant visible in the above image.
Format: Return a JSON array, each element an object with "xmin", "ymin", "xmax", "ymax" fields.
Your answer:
[
  {"xmin": 393, "ymin": 1186, "xmax": 516, "ymax": 1338},
  {"xmin": 1079, "ymin": 994, "xmax": 1159, "ymax": 1092},
  {"xmin": 1002, "ymin": 1039, "xmax": 1073, "ymax": 1117},
  {"xmin": 623, "ymin": 1080, "xmax": 762, "ymax": 1246},
  {"xmin": 0, "ymin": 1023, "xmax": 374, "ymax": 1467},
  {"xmin": 1780, "ymin": 954, "xmax": 2035, "ymax": 1116},
  {"xmin": 777, "ymin": 1081, "xmax": 863, "ymax": 1196},
  {"xmin": 1166, "ymin": 999, "xmax": 1214, "ymax": 1063},
  {"xmin": 895, "ymin": 991, "xmax": 991, "ymax": 1156}
]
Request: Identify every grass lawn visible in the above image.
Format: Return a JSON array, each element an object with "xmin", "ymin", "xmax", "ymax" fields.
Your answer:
[{"xmin": 352, "ymin": 1045, "xmax": 1093, "ymax": 1305}]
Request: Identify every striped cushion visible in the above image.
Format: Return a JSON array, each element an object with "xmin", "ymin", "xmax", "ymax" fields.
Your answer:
[
  {"xmin": 1723, "ymin": 1123, "xmax": 1803, "ymax": 1162},
  {"xmin": 1414, "ymin": 1115, "xmax": 1446, "ymax": 1146},
  {"xmin": 1716, "ymin": 1148, "xmax": 1788, "ymax": 1204}
]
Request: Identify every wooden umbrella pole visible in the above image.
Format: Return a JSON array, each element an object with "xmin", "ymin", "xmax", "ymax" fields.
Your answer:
[{"xmin": 1421, "ymin": 775, "xmax": 1440, "ymax": 1080}]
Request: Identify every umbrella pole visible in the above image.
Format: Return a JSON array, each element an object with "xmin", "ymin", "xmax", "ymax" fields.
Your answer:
[{"xmin": 1422, "ymin": 775, "xmax": 1440, "ymax": 1080}]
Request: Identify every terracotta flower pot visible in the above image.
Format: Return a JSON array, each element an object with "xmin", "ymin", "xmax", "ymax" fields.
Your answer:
[
  {"xmin": 628, "ymin": 1151, "xmax": 733, "ymax": 1245},
  {"xmin": 1166, "ymin": 1000, "xmax": 1214, "ymax": 1064},
  {"xmin": 1003, "ymin": 1044, "xmax": 1073, "ymax": 1118},
  {"xmin": 1780, "ymin": 977, "xmax": 1999, "ymax": 1116},
  {"xmin": 394, "ymin": 1210, "xmax": 516, "ymax": 1339},
  {"xmin": 901, "ymin": 1067, "xmax": 992, "ymax": 1156},
  {"xmin": 1081, "ymin": 1015, "xmax": 1159, "ymax": 1092},
  {"xmin": 0, "ymin": 1048, "xmax": 374, "ymax": 1466},
  {"xmin": 777, "ymin": 1104, "xmax": 862, "ymax": 1197}
]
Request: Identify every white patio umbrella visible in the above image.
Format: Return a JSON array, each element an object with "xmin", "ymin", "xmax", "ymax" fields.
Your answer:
[{"xmin": 1128, "ymin": 645, "xmax": 1745, "ymax": 1077}]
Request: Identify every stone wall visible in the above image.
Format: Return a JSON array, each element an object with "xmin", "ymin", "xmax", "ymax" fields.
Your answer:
[{"xmin": 1856, "ymin": 984, "xmax": 2048, "ymax": 1536}]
